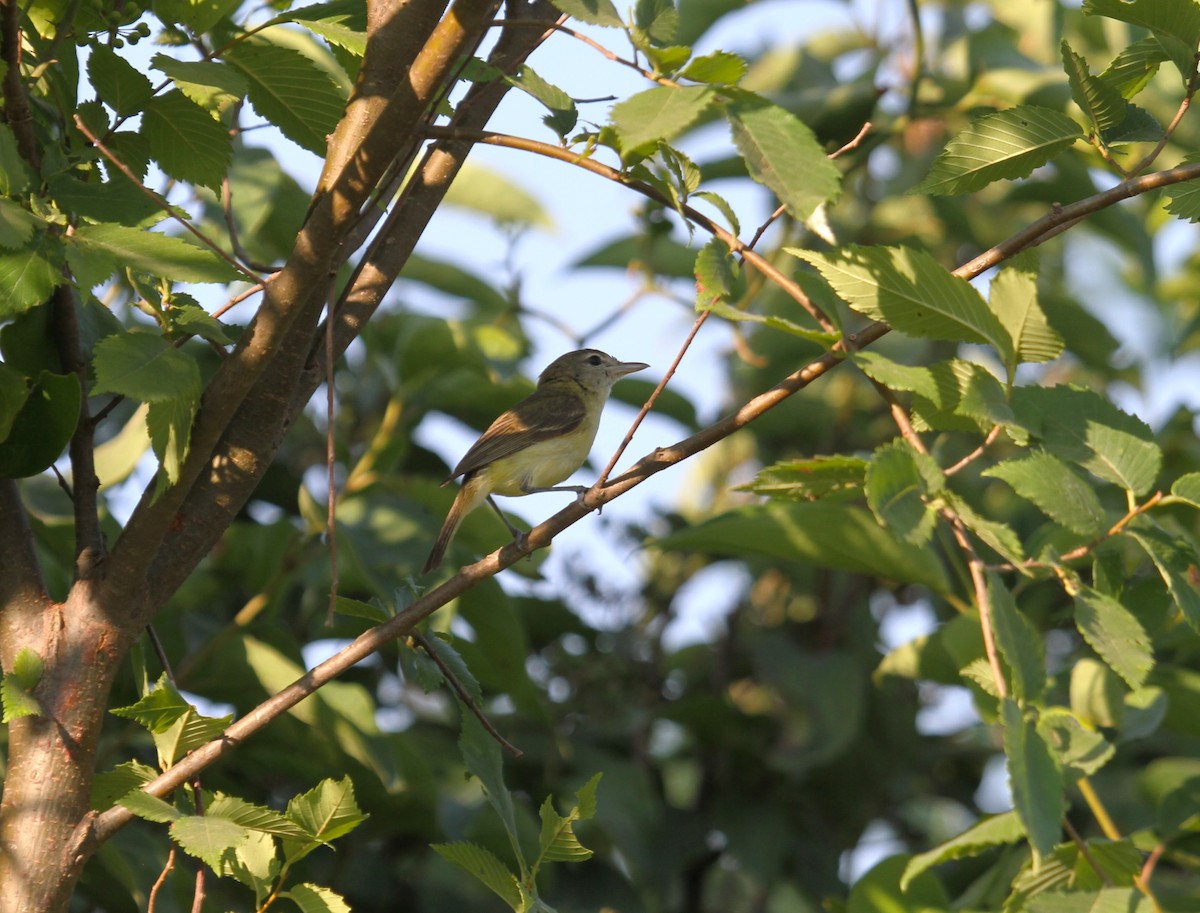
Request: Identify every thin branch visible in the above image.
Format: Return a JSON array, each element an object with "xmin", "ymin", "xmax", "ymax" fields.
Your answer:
[
  {"xmin": 72, "ymin": 115, "xmax": 263, "ymax": 285},
  {"xmin": 1063, "ymin": 817, "xmax": 1113, "ymax": 887},
  {"xmin": 325, "ymin": 285, "xmax": 340, "ymax": 627},
  {"xmin": 411, "ymin": 630, "xmax": 522, "ymax": 757},
  {"xmin": 945, "ymin": 513, "xmax": 1008, "ymax": 700},
  {"xmin": 944, "ymin": 423, "xmax": 1003, "ymax": 476},
  {"xmin": 1130, "ymin": 64, "xmax": 1198, "ymax": 176},
  {"xmin": 1, "ymin": 1, "xmax": 39, "ymax": 166},
  {"xmin": 0, "ymin": 480, "xmax": 48, "ymax": 610},
  {"xmin": 147, "ymin": 845, "xmax": 177, "ymax": 913},
  {"xmin": 212, "ymin": 282, "xmax": 267, "ymax": 320},
  {"xmin": 598, "ymin": 311, "xmax": 708, "ymax": 486},
  {"xmin": 492, "ymin": 18, "xmax": 679, "ymax": 87},
  {"xmin": 421, "ymin": 125, "xmax": 835, "ymax": 332}
]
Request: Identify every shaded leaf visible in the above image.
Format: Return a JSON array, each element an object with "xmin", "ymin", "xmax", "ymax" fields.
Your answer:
[
  {"xmin": 865, "ymin": 439, "xmax": 941, "ymax": 546},
  {"xmin": 610, "ymin": 85, "xmax": 715, "ymax": 155},
  {"xmin": 983, "ymin": 451, "xmax": 1107, "ymax": 536},
  {"xmin": 737, "ymin": 455, "xmax": 868, "ymax": 501},
  {"xmin": 1126, "ymin": 523, "xmax": 1200, "ymax": 632},
  {"xmin": 989, "ymin": 572, "xmax": 1047, "ymax": 701},
  {"xmin": 432, "ymin": 842, "xmax": 522, "ymax": 909},
  {"xmin": 1101, "ymin": 38, "xmax": 1169, "ymax": 98},
  {"xmin": 0, "ymin": 370, "xmax": 80, "ymax": 479},
  {"xmin": 143, "ymin": 90, "xmax": 233, "ymax": 193},
  {"xmin": 71, "ymin": 224, "xmax": 245, "ymax": 285},
  {"xmin": 901, "ymin": 811, "xmax": 1023, "ymax": 890},
  {"xmin": 1002, "ymin": 698, "xmax": 1065, "ymax": 860},
  {"xmin": 1083, "ymin": 0, "xmax": 1200, "ymax": 82},
  {"xmin": 1037, "ymin": 708, "xmax": 1116, "ymax": 778},
  {"xmin": 147, "ymin": 391, "xmax": 198, "ymax": 487},
  {"xmin": 151, "ymin": 55, "xmax": 248, "ymax": 115},
  {"xmin": 989, "ymin": 255, "xmax": 1064, "ymax": 365},
  {"xmin": 0, "ymin": 233, "xmax": 64, "ymax": 317},
  {"xmin": 548, "ymin": 0, "xmax": 623, "ymax": 27},
  {"xmin": 1062, "ymin": 41, "xmax": 1127, "ymax": 134},
  {"xmin": 88, "ymin": 45, "xmax": 155, "ymax": 116},
  {"xmin": 92, "ymin": 332, "xmax": 202, "ymax": 404}
]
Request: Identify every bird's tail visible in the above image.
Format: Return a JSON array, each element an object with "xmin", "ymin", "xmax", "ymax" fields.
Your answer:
[{"xmin": 421, "ymin": 485, "xmax": 471, "ymax": 574}]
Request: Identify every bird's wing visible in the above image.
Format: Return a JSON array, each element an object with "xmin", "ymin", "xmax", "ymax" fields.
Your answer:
[{"xmin": 446, "ymin": 390, "xmax": 587, "ymax": 481}]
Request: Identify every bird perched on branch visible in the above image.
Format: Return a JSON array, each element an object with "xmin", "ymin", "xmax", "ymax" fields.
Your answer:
[{"xmin": 421, "ymin": 348, "xmax": 649, "ymax": 574}]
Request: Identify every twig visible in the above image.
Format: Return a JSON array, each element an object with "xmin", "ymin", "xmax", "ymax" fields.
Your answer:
[
  {"xmin": 71, "ymin": 115, "xmax": 263, "ymax": 286},
  {"xmin": 147, "ymin": 845, "xmax": 177, "ymax": 913},
  {"xmin": 946, "ymin": 513, "xmax": 1008, "ymax": 700},
  {"xmin": 1064, "ymin": 817, "xmax": 1113, "ymax": 886},
  {"xmin": 325, "ymin": 284, "xmax": 339, "ymax": 627},
  {"xmin": 492, "ymin": 18, "xmax": 680, "ymax": 87},
  {"xmin": 421, "ymin": 125, "xmax": 835, "ymax": 332},
  {"xmin": 598, "ymin": 311, "xmax": 709, "ymax": 486},
  {"xmin": 412, "ymin": 630, "xmax": 522, "ymax": 757},
  {"xmin": 212, "ymin": 282, "xmax": 267, "ymax": 320},
  {"xmin": 944, "ymin": 424, "xmax": 1003, "ymax": 476},
  {"xmin": 1130, "ymin": 66, "xmax": 1198, "ymax": 176}
]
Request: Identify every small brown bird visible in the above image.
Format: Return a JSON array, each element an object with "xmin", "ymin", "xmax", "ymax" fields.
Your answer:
[{"xmin": 421, "ymin": 349, "xmax": 648, "ymax": 574}]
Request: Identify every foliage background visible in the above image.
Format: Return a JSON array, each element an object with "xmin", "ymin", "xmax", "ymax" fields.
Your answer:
[{"xmin": 3, "ymin": 0, "xmax": 1200, "ymax": 911}]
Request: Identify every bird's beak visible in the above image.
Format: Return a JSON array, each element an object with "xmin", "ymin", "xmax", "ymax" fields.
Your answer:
[{"xmin": 613, "ymin": 360, "xmax": 649, "ymax": 378}]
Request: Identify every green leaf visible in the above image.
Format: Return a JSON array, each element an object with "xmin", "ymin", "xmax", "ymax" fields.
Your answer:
[
  {"xmin": 1037, "ymin": 707, "xmax": 1116, "ymax": 778},
  {"xmin": 1100, "ymin": 38, "xmax": 1169, "ymax": 98},
  {"xmin": 1083, "ymin": 0, "xmax": 1200, "ymax": 83},
  {"xmin": 155, "ymin": 707, "xmax": 233, "ymax": 768},
  {"xmin": 155, "ymin": 0, "xmax": 242, "ymax": 32},
  {"xmin": 983, "ymin": 451, "xmax": 1107, "ymax": 536},
  {"xmin": 610, "ymin": 85, "xmax": 715, "ymax": 156},
  {"xmin": 147, "ymin": 391, "xmax": 198, "ymax": 486},
  {"xmin": 680, "ymin": 50, "xmax": 747, "ymax": 84},
  {"xmin": 988, "ymin": 572, "xmax": 1047, "ymax": 702},
  {"xmin": 736, "ymin": 455, "xmax": 868, "ymax": 501},
  {"xmin": 1126, "ymin": 523, "xmax": 1200, "ymax": 632},
  {"xmin": 537, "ymin": 794, "xmax": 594, "ymax": 863},
  {"xmin": 911, "ymin": 106, "xmax": 1083, "ymax": 196},
  {"xmin": 118, "ymin": 789, "xmax": 183, "ymax": 824},
  {"xmin": 94, "ymin": 403, "xmax": 151, "ymax": 489},
  {"xmin": 0, "ymin": 361, "xmax": 27, "ymax": 442},
  {"xmin": 142, "ymin": 90, "xmax": 233, "ymax": 194},
  {"xmin": 222, "ymin": 40, "xmax": 347, "ymax": 156},
  {"xmin": 152, "ymin": 55, "xmax": 248, "ymax": 114},
  {"xmin": 1075, "ymin": 587, "xmax": 1153, "ymax": 688},
  {"xmin": 420, "ymin": 634, "xmax": 482, "ymax": 703},
  {"xmin": 0, "ymin": 370, "xmax": 80, "ymax": 480},
  {"xmin": 504, "ymin": 65, "xmax": 577, "ymax": 139},
  {"xmin": 0, "ymin": 125, "xmax": 32, "ymax": 195},
  {"xmin": 1072, "ymin": 657, "xmax": 1126, "ymax": 729},
  {"xmin": 1062, "ymin": 41, "xmax": 1128, "ymax": 135},
  {"xmin": 10, "ymin": 647, "xmax": 43, "ymax": 690},
  {"xmin": 989, "ymin": 254, "xmax": 1064, "ymax": 365},
  {"xmin": 205, "ymin": 794, "xmax": 309, "ymax": 839},
  {"xmin": 694, "ymin": 237, "xmax": 742, "ymax": 309},
  {"xmin": 168, "ymin": 301, "xmax": 235, "ymax": 345},
  {"xmin": 723, "ymin": 91, "xmax": 840, "ymax": 221},
  {"xmin": 90, "ymin": 760, "xmax": 158, "ymax": 811},
  {"xmin": 1169, "ymin": 472, "xmax": 1200, "ymax": 508},
  {"xmin": 171, "ymin": 814, "xmax": 252, "ymax": 871},
  {"xmin": 1010, "ymin": 385, "xmax": 1161, "ymax": 495},
  {"xmin": 431, "ymin": 842, "xmax": 522, "ymax": 910},
  {"xmin": 92, "ymin": 332, "xmax": 202, "ymax": 404},
  {"xmin": 46, "ymin": 173, "xmax": 164, "ymax": 229},
  {"xmin": 0, "ymin": 199, "xmax": 45, "ymax": 250},
  {"xmin": 1163, "ymin": 152, "xmax": 1200, "ymax": 223},
  {"xmin": 655, "ymin": 501, "xmax": 949, "ymax": 592},
  {"xmin": 331, "ymin": 595, "xmax": 392, "ymax": 624},
  {"xmin": 1002, "ymin": 698, "xmax": 1065, "ymax": 860},
  {"xmin": 547, "ymin": 0, "xmax": 623, "ymax": 27},
  {"xmin": 901, "ymin": 811, "xmax": 1023, "ymax": 890},
  {"xmin": 793, "ymin": 245, "xmax": 1008, "ymax": 351},
  {"xmin": 0, "ymin": 233, "xmax": 64, "ymax": 317},
  {"xmin": 1027, "ymin": 887, "xmax": 1149, "ymax": 913},
  {"xmin": 865, "ymin": 439, "xmax": 941, "ymax": 546},
  {"xmin": 110, "ymin": 673, "xmax": 190, "ymax": 732},
  {"xmin": 283, "ymin": 777, "xmax": 367, "ymax": 863},
  {"xmin": 1, "ymin": 673, "xmax": 42, "ymax": 721},
  {"xmin": 88, "ymin": 45, "xmax": 155, "ymax": 116},
  {"xmin": 284, "ymin": 883, "xmax": 353, "ymax": 913},
  {"xmin": 286, "ymin": 1, "xmax": 368, "ymax": 56},
  {"xmin": 459, "ymin": 710, "xmax": 521, "ymax": 849},
  {"xmin": 575, "ymin": 772, "xmax": 601, "ymax": 820},
  {"xmin": 945, "ymin": 493, "xmax": 1027, "ymax": 568},
  {"xmin": 71, "ymin": 223, "xmax": 244, "ymax": 285}
]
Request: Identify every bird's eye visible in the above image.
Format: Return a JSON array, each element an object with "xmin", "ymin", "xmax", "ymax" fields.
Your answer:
[{"xmin": 587, "ymin": 354, "xmax": 602, "ymax": 366}]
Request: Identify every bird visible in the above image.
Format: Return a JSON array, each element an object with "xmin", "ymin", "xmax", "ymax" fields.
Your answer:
[{"xmin": 421, "ymin": 348, "xmax": 649, "ymax": 574}]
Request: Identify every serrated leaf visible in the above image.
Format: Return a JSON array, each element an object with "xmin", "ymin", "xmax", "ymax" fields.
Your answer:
[
  {"xmin": 1, "ymin": 674, "xmax": 42, "ymax": 721},
  {"xmin": 142, "ymin": 90, "xmax": 233, "ymax": 193},
  {"xmin": 118, "ymin": 789, "xmax": 182, "ymax": 823},
  {"xmin": 1083, "ymin": 0, "xmax": 1200, "ymax": 83},
  {"xmin": 91, "ymin": 760, "xmax": 159, "ymax": 811},
  {"xmin": 1002, "ymin": 698, "xmax": 1065, "ymax": 860},
  {"xmin": 332, "ymin": 595, "xmax": 392, "ymax": 624},
  {"xmin": 0, "ymin": 369, "xmax": 80, "ymax": 479},
  {"xmin": 152, "ymin": 55, "xmax": 248, "ymax": 115},
  {"xmin": 1126, "ymin": 523, "xmax": 1200, "ymax": 632},
  {"xmin": 222, "ymin": 40, "xmax": 347, "ymax": 156},
  {"xmin": 92, "ymin": 332, "xmax": 201, "ymax": 404},
  {"xmin": 1102, "ymin": 103, "xmax": 1163, "ymax": 145},
  {"xmin": 795, "ymin": 245, "xmax": 1007, "ymax": 350},
  {"xmin": 988, "ymin": 256, "xmax": 1064, "ymax": 365},
  {"xmin": 284, "ymin": 883, "xmax": 353, "ymax": 913},
  {"xmin": 1170, "ymin": 472, "xmax": 1200, "ymax": 507},
  {"xmin": 283, "ymin": 777, "xmax": 367, "ymax": 863},
  {"xmin": 1100, "ymin": 38, "xmax": 1169, "ymax": 98},
  {"xmin": 88, "ymin": 45, "xmax": 155, "ymax": 116},
  {"xmin": 537, "ymin": 794, "xmax": 594, "ymax": 863},
  {"xmin": 945, "ymin": 493, "xmax": 1027, "ymax": 568},
  {"xmin": 1027, "ymin": 887, "xmax": 1148, "ymax": 913},
  {"xmin": 901, "ymin": 811, "xmax": 1023, "ymax": 890},
  {"xmin": 548, "ymin": 0, "xmax": 623, "ymax": 27},
  {"xmin": 635, "ymin": 0, "xmax": 679, "ymax": 43},
  {"xmin": 205, "ymin": 794, "xmax": 309, "ymax": 839},
  {"xmin": 155, "ymin": 707, "xmax": 233, "ymax": 767},
  {"xmin": 420, "ymin": 634, "xmax": 482, "ymax": 703},
  {"xmin": 984, "ymin": 451, "xmax": 1107, "ymax": 536},
  {"xmin": 459, "ymin": 711, "xmax": 520, "ymax": 845},
  {"xmin": 1037, "ymin": 707, "xmax": 1116, "ymax": 777},
  {"xmin": 0, "ymin": 199, "xmax": 44, "ymax": 250},
  {"xmin": 1075, "ymin": 586, "xmax": 1153, "ymax": 688},
  {"xmin": 655, "ymin": 501, "xmax": 949, "ymax": 591},
  {"xmin": 0, "ymin": 233, "xmax": 64, "ymax": 317},
  {"xmin": 505, "ymin": 65, "xmax": 577, "ymax": 139},
  {"xmin": 0, "ymin": 362, "xmax": 27, "ymax": 442},
  {"xmin": 989, "ymin": 572, "xmax": 1047, "ymax": 701},
  {"xmin": 1062, "ymin": 41, "xmax": 1128, "ymax": 135},
  {"xmin": 0, "ymin": 125, "xmax": 32, "ymax": 195},
  {"xmin": 71, "ymin": 223, "xmax": 244, "ymax": 285},
  {"xmin": 169, "ymin": 302, "xmax": 235, "ymax": 345},
  {"xmin": 147, "ymin": 391, "xmax": 198, "ymax": 486},
  {"xmin": 694, "ymin": 237, "xmax": 741, "ymax": 309},
  {"xmin": 736, "ymin": 455, "xmax": 868, "ymax": 501},
  {"xmin": 575, "ymin": 772, "xmax": 601, "ymax": 820},
  {"xmin": 432, "ymin": 842, "xmax": 522, "ymax": 909},
  {"xmin": 1071, "ymin": 657, "xmax": 1125, "ymax": 729},
  {"xmin": 865, "ymin": 439, "xmax": 941, "ymax": 546},
  {"xmin": 680, "ymin": 50, "xmax": 747, "ymax": 84},
  {"xmin": 691, "ymin": 190, "xmax": 741, "ymax": 234},
  {"xmin": 286, "ymin": 1, "xmax": 367, "ymax": 56},
  {"xmin": 1163, "ymin": 152, "xmax": 1200, "ymax": 222},
  {"xmin": 171, "ymin": 814, "xmax": 252, "ymax": 871},
  {"xmin": 1010, "ymin": 385, "xmax": 1161, "ymax": 494},
  {"xmin": 724, "ymin": 91, "xmax": 840, "ymax": 220},
  {"xmin": 155, "ymin": 0, "xmax": 241, "ymax": 32},
  {"xmin": 610, "ymin": 85, "xmax": 715, "ymax": 155},
  {"xmin": 912, "ymin": 106, "xmax": 1082, "ymax": 195},
  {"xmin": 10, "ymin": 647, "xmax": 43, "ymax": 690}
]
